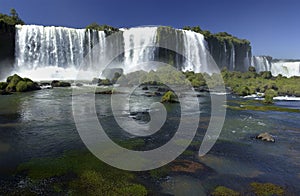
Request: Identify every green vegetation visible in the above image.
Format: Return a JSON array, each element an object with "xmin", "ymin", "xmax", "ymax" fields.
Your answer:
[
  {"xmin": 86, "ymin": 23, "xmax": 119, "ymax": 36},
  {"xmin": 0, "ymin": 82, "xmax": 8, "ymax": 90},
  {"xmin": 17, "ymin": 149, "xmax": 147, "ymax": 195},
  {"xmin": 211, "ymin": 186, "xmax": 240, "ymax": 196},
  {"xmin": 161, "ymin": 91, "xmax": 178, "ymax": 103},
  {"xmin": 250, "ymin": 182, "xmax": 284, "ymax": 196},
  {"xmin": 221, "ymin": 66, "xmax": 300, "ymax": 99},
  {"xmin": 263, "ymin": 89, "xmax": 277, "ymax": 104},
  {"xmin": 0, "ymin": 8, "xmax": 24, "ymax": 25},
  {"xmin": 183, "ymin": 26, "xmax": 250, "ymax": 45}
]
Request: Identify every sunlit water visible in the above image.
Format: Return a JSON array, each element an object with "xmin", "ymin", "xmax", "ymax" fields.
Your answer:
[{"xmin": 0, "ymin": 87, "xmax": 299, "ymax": 194}]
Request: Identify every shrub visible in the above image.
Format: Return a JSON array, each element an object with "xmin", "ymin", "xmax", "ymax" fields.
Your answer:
[
  {"xmin": 263, "ymin": 89, "xmax": 278, "ymax": 104},
  {"xmin": 161, "ymin": 91, "xmax": 178, "ymax": 103}
]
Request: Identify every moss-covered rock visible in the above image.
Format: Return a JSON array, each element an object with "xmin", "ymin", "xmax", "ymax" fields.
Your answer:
[
  {"xmin": 161, "ymin": 91, "xmax": 179, "ymax": 103},
  {"xmin": 250, "ymin": 182, "xmax": 284, "ymax": 196},
  {"xmin": 211, "ymin": 186, "xmax": 240, "ymax": 196},
  {"xmin": 4, "ymin": 74, "xmax": 40, "ymax": 93},
  {"xmin": 5, "ymin": 74, "xmax": 23, "ymax": 92},
  {"xmin": 98, "ymin": 79, "xmax": 112, "ymax": 86}
]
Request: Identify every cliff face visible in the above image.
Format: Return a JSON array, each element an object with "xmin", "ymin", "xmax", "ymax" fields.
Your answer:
[
  {"xmin": 0, "ymin": 21, "xmax": 15, "ymax": 79},
  {"xmin": 205, "ymin": 36, "xmax": 252, "ymax": 72}
]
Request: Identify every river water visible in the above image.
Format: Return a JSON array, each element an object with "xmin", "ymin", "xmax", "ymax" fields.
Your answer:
[{"xmin": 0, "ymin": 86, "xmax": 299, "ymax": 194}]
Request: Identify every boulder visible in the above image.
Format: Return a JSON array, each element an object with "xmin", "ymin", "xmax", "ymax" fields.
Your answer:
[
  {"xmin": 256, "ymin": 132, "xmax": 275, "ymax": 142},
  {"xmin": 51, "ymin": 80, "xmax": 71, "ymax": 87},
  {"xmin": 4, "ymin": 74, "xmax": 40, "ymax": 93}
]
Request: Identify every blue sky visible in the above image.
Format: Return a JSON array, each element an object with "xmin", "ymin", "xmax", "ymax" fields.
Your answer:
[{"xmin": 1, "ymin": 0, "xmax": 299, "ymax": 59}]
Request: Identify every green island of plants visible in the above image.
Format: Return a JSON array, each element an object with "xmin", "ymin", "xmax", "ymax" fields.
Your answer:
[{"xmin": 17, "ymin": 141, "xmax": 148, "ymax": 195}]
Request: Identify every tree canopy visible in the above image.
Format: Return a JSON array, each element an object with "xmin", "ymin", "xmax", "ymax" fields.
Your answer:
[{"xmin": 0, "ymin": 8, "xmax": 25, "ymax": 25}]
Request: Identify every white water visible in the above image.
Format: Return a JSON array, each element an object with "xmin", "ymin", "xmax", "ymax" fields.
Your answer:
[
  {"xmin": 12, "ymin": 25, "xmax": 258, "ymax": 80},
  {"xmin": 123, "ymin": 27, "xmax": 157, "ymax": 73},
  {"xmin": 252, "ymin": 56, "xmax": 300, "ymax": 77},
  {"xmin": 271, "ymin": 61, "xmax": 300, "ymax": 77},
  {"xmin": 14, "ymin": 25, "xmax": 106, "ymax": 80},
  {"xmin": 251, "ymin": 56, "xmax": 272, "ymax": 72},
  {"xmin": 182, "ymin": 30, "xmax": 210, "ymax": 73}
]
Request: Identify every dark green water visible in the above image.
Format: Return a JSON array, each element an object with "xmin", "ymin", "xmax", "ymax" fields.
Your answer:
[{"xmin": 0, "ymin": 87, "xmax": 299, "ymax": 194}]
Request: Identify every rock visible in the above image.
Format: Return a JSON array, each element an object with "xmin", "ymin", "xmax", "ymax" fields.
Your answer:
[
  {"xmin": 154, "ymin": 92, "xmax": 162, "ymax": 96},
  {"xmin": 91, "ymin": 78, "xmax": 100, "ymax": 84},
  {"xmin": 101, "ymin": 68, "xmax": 124, "ymax": 81},
  {"xmin": 256, "ymin": 132, "xmax": 275, "ymax": 142},
  {"xmin": 170, "ymin": 160, "xmax": 204, "ymax": 173},
  {"xmin": 161, "ymin": 91, "xmax": 179, "ymax": 103},
  {"xmin": 95, "ymin": 90, "xmax": 113, "ymax": 94},
  {"xmin": 4, "ymin": 74, "xmax": 40, "ymax": 92},
  {"xmin": 0, "ymin": 89, "xmax": 11, "ymax": 95},
  {"xmin": 51, "ymin": 80, "xmax": 71, "ymax": 87},
  {"xmin": 0, "ymin": 82, "xmax": 8, "ymax": 90},
  {"xmin": 75, "ymin": 83, "xmax": 83, "ymax": 87},
  {"xmin": 97, "ymin": 79, "xmax": 112, "ymax": 86},
  {"xmin": 141, "ymin": 86, "xmax": 148, "ymax": 90},
  {"xmin": 195, "ymin": 86, "xmax": 209, "ymax": 92},
  {"xmin": 157, "ymin": 87, "xmax": 169, "ymax": 92}
]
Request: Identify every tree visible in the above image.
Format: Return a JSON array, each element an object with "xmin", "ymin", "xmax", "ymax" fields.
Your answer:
[{"xmin": 0, "ymin": 8, "xmax": 24, "ymax": 25}]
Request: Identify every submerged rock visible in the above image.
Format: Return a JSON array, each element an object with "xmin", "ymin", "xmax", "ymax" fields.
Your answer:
[
  {"xmin": 211, "ymin": 186, "xmax": 240, "ymax": 196},
  {"xmin": 250, "ymin": 182, "xmax": 284, "ymax": 196},
  {"xmin": 256, "ymin": 132, "xmax": 275, "ymax": 142}
]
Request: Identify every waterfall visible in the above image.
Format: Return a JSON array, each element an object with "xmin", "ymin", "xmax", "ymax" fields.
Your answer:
[
  {"xmin": 252, "ymin": 56, "xmax": 300, "ymax": 77},
  {"xmin": 230, "ymin": 45, "xmax": 235, "ymax": 70},
  {"xmin": 182, "ymin": 30, "xmax": 210, "ymax": 73},
  {"xmin": 14, "ymin": 25, "xmax": 106, "ymax": 80},
  {"xmin": 271, "ymin": 61, "xmax": 300, "ymax": 77},
  {"xmin": 123, "ymin": 27, "xmax": 157, "ymax": 73},
  {"xmin": 251, "ymin": 56, "xmax": 271, "ymax": 72},
  {"xmin": 13, "ymin": 25, "xmax": 300, "ymax": 81}
]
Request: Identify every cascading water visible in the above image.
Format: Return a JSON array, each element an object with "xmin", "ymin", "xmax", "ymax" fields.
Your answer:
[
  {"xmin": 14, "ymin": 25, "xmax": 106, "ymax": 80},
  {"xmin": 251, "ymin": 56, "xmax": 272, "ymax": 72},
  {"xmin": 230, "ymin": 45, "xmax": 235, "ymax": 70},
  {"xmin": 271, "ymin": 61, "xmax": 300, "ymax": 77},
  {"xmin": 181, "ymin": 30, "xmax": 210, "ymax": 73},
  {"xmin": 123, "ymin": 27, "xmax": 157, "ymax": 73},
  {"xmin": 13, "ymin": 25, "xmax": 282, "ymax": 81},
  {"xmin": 252, "ymin": 56, "xmax": 300, "ymax": 77}
]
